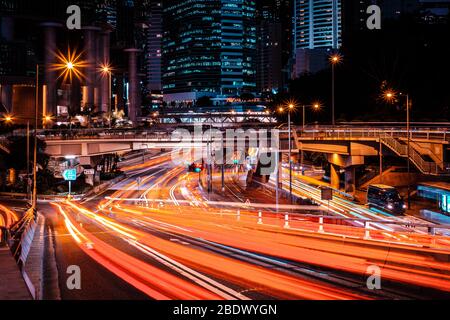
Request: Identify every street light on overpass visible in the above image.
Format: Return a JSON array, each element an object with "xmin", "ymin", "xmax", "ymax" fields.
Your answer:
[
  {"xmin": 384, "ymin": 89, "xmax": 412, "ymax": 209},
  {"xmin": 100, "ymin": 64, "xmax": 113, "ymax": 128},
  {"xmin": 278, "ymin": 102, "xmax": 296, "ymax": 204},
  {"xmin": 329, "ymin": 54, "xmax": 342, "ymax": 126},
  {"xmin": 300, "ymin": 103, "xmax": 321, "ymax": 175}
]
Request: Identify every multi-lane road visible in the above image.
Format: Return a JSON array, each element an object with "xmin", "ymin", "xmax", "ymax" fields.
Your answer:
[{"xmin": 2, "ymin": 151, "xmax": 450, "ymax": 300}]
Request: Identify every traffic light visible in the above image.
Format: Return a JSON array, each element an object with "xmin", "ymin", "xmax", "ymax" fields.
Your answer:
[{"xmin": 188, "ymin": 163, "xmax": 203, "ymax": 173}]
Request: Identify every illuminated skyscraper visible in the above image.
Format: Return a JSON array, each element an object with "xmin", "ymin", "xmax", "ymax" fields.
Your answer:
[
  {"xmin": 162, "ymin": 0, "xmax": 256, "ymax": 104},
  {"xmin": 147, "ymin": 1, "xmax": 162, "ymax": 92},
  {"xmin": 256, "ymin": 0, "xmax": 283, "ymax": 95},
  {"xmin": 292, "ymin": 0, "xmax": 342, "ymax": 76}
]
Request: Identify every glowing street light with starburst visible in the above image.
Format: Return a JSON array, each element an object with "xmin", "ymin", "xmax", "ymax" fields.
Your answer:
[
  {"xmin": 99, "ymin": 63, "xmax": 114, "ymax": 128},
  {"xmin": 52, "ymin": 48, "xmax": 86, "ymax": 83}
]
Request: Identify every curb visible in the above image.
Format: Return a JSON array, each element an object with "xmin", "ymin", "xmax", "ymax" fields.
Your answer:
[{"xmin": 21, "ymin": 213, "xmax": 45, "ymax": 300}]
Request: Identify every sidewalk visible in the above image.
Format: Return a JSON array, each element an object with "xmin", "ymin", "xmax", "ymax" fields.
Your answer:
[{"xmin": 0, "ymin": 247, "xmax": 31, "ymax": 300}]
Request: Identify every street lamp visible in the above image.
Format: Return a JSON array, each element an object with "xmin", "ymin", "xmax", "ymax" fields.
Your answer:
[
  {"xmin": 100, "ymin": 64, "xmax": 113, "ymax": 129},
  {"xmin": 300, "ymin": 103, "xmax": 321, "ymax": 175},
  {"xmin": 329, "ymin": 54, "xmax": 342, "ymax": 126},
  {"xmin": 2, "ymin": 112, "xmax": 53, "ymax": 203},
  {"xmin": 384, "ymin": 89, "xmax": 411, "ymax": 209},
  {"xmin": 43, "ymin": 114, "xmax": 54, "ymax": 128},
  {"xmin": 53, "ymin": 48, "xmax": 86, "ymax": 129},
  {"xmin": 279, "ymin": 103, "xmax": 295, "ymax": 203},
  {"xmin": 66, "ymin": 61, "xmax": 74, "ymax": 123},
  {"xmin": 2, "ymin": 114, "xmax": 13, "ymax": 123}
]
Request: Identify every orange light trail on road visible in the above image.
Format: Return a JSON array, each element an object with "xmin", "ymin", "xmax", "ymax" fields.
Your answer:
[
  {"xmin": 53, "ymin": 202, "xmax": 224, "ymax": 300},
  {"xmin": 53, "ymin": 152, "xmax": 450, "ymax": 300},
  {"xmin": 62, "ymin": 201, "xmax": 368, "ymax": 300},
  {"xmin": 101, "ymin": 201, "xmax": 450, "ymax": 293},
  {"xmin": 0, "ymin": 204, "xmax": 19, "ymax": 227}
]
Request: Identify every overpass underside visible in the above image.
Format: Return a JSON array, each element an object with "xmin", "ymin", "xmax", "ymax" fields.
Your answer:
[{"xmin": 296, "ymin": 136, "xmax": 450, "ymax": 192}]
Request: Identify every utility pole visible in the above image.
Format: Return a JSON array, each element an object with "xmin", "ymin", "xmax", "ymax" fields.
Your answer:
[
  {"xmin": 275, "ymin": 151, "xmax": 279, "ymax": 212},
  {"xmin": 32, "ymin": 64, "xmax": 39, "ymax": 218},
  {"xmin": 26, "ymin": 121, "xmax": 30, "ymax": 203},
  {"xmin": 406, "ymin": 94, "xmax": 411, "ymax": 209},
  {"xmin": 108, "ymin": 71, "xmax": 112, "ymax": 129},
  {"xmin": 379, "ymin": 135, "xmax": 383, "ymax": 184},
  {"xmin": 221, "ymin": 159, "xmax": 225, "ymax": 192},
  {"xmin": 301, "ymin": 106, "xmax": 305, "ymax": 175},
  {"xmin": 332, "ymin": 62, "xmax": 335, "ymax": 126},
  {"xmin": 288, "ymin": 109, "xmax": 292, "ymax": 204}
]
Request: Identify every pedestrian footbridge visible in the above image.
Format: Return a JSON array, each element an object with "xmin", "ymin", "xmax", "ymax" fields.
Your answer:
[{"xmin": 295, "ymin": 127, "xmax": 450, "ymax": 176}]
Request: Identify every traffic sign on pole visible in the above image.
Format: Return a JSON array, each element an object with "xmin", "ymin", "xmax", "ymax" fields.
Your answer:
[{"xmin": 63, "ymin": 168, "xmax": 77, "ymax": 181}]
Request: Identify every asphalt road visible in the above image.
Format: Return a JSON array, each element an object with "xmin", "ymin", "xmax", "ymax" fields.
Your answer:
[{"xmin": 3, "ymin": 152, "xmax": 450, "ymax": 300}]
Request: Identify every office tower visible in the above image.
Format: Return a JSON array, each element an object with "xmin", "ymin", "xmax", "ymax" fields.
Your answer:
[
  {"xmin": 292, "ymin": 0, "xmax": 342, "ymax": 76},
  {"xmin": 146, "ymin": 1, "xmax": 163, "ymax": 110},
  {"xmin": 162, "ymin": 0, "xmax": 257, "ymax": 104},
  {"xmin": 256, "ymin": 0, "xmax": 283, "ymax": 95}
]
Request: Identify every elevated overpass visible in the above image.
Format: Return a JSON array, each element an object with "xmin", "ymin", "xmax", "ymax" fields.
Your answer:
[
  {"xmin": 33, "ymin": 125, "xmax": 450, "ymax": 171},
  {"xmin": 5, "ymin": 124, "xmax": 447, "ymax": 191},
  {"xmin": 295, "ymin": 126, "xmax": 450, "ymax": 190},
  {"xmin": 40, "ymin": 129, "xmax": 283, "ymax": 166}
]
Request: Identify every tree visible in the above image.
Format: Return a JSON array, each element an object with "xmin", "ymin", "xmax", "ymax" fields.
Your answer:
[
  {"xmin": 6, "ymin": 136, "xmax": 49, "ymax": 171},
  {"xmin": 5, "ymin": 136, "xmax": 53, "ymax": 193}
]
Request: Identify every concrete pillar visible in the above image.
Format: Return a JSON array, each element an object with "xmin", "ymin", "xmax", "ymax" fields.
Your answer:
[
  {"xmin": 95, "ymin": 33, "xmax": 102, "ymax": 109},
  {"xmin": 83, "ymin": 27, "xmax": 101, "ymax": 111},
  {"xmin": 0, "ymin": 85, "xmax": 13, "ymax": 113},
  {"xmin": 41, "ymin": 22, "xmax": 62, "ymax": 117},
  {"xmin": 330, "ymin": 164, "xmax": 340, "ymax": 190},
  {"xmin": 345, "ymin": 166, "xmax": 356, "ymax": 194},
  {"xmin": 124, "ymin": 48, "xmax": 141, "ymax": 124},
  {"xmin": 100, "ymin": 29, "xmax": 112, "ymax": 114}
]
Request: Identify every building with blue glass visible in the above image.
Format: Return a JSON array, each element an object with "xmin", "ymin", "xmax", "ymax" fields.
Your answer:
[{"xmin": 162, "ymin": 0, "xmax": 256, "ymax": 104}]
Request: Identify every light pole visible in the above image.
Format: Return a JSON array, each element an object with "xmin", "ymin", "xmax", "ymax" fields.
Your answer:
[
  {"xmin": 300, "ymin": 103, "xmax": 321, "ymax": 175},
  {"xmin": 384, "ymin": 90, "xmax": 411, "ymax": 209},
  {"xmin": 27, "ymin": 121, "xmax": 30, "ymax": 201},
  {"xmin": 55, "ymin": 49, "xmax": 84, "ymax": 131},
  {"xmin": 101, "ymin": 64, "xmax": 113, "ymax": 129},
  {"xmin": 32, "ymin": 64, "xmax": 39, "ymax": 215},
  {"xmin": 330, "ymin": 54, "xmax": 342, "ymax": 126},
  {"xmin": 405, "ymin": 93, "xmax": 411, "ymax": 210},
  {"xmin": 64, "ymin": 61, "xmax": 74, "ymax": 132},
  {"xmin": 3, "ymin": 111, "xmax": 52, "ymax": 206},
  {"xmin": 279, "ymin": 104, "xmax": 295, "ymax": 203}
]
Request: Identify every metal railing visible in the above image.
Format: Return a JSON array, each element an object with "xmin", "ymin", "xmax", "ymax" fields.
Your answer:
[
  {"xmin": 295, "ymin": 127, "xmax": 450, "ymax": 176},
  {"xmin": 297, "ymin": 126, "xmax": 450, "ymax": 142},
  {"xmin": 380, "ymin": 136, "xmax": 450, "ymax": 175}
]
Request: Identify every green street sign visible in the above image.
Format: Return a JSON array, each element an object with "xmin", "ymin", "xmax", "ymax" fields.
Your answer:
[{"xmin": 63, "ymin": 169, "xmax": 77, "ymax": 181}]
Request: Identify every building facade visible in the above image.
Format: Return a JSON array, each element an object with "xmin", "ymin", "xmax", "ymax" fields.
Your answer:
[
  {"xmin": 256, "ymin": 0, "xmax": 284, "ymax": 96},
  {"xmin": 146, "ymin": 1, "xmax": 163, "ymax": 110},
  {"xmin": 292, "ymin": 0, "xmax": 342, "ymax": 77},
  {"xmin": 162, "ymin": 0, "xmax": 256, "ymax": 104}
]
